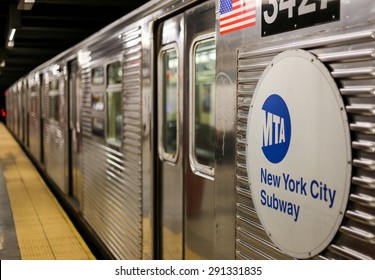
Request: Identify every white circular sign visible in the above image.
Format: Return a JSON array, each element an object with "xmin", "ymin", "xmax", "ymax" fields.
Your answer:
[{"xmin": 246, "ymin": 49, "xmax": 351, "ymax": 259}]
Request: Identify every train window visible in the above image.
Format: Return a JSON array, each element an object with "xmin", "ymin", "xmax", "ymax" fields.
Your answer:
[
  {"xmin": 107, "ymin": 61, "xmax": 122, "ymax": 85},
  {"xmin": 30, "ymin": 94, "xmax": 38, "ymax": 114},
  {"xmin": 159, "ymin": 47, "xmax": 179, "ymax": 161},
  {"xmin": 30, "ymin": 96, "xmax": 35, "ymax": 113},
  {"xmin": 190, "ymin": 36, "xmax": 216, "ymax": 177},
  {"xmin": 49, "ymin": 80, "xmax": 60, "ymax": 122},
  {"xmin": 92, "ymin": 117, "xmax": 105, "ymax": 137},
  {"xmin": 92, "ymin": 67, "xmax": 104, "ymax": 85},
  {"xmin": 92, "ymin": 92, "xmax": 105, "ymax": 111},
  {"xmin": 49, "ymin": 95, "xmax": 60, "ymax": 122},
  {"xmin": 29, "ymin": 86, "xmax": 38, "ymax": 114},
  {"xmin": 49, "ymin": 79, "xmax": 59, "ymax": 91},
  {"xmin": 107, "ymin": 91, "xmax": 122, "ymax": 144},
  {"xmin": 106, "ymin": 61, "xmax": 122, "ymax": 145}
]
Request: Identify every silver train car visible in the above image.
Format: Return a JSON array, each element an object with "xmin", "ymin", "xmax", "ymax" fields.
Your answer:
[{"xmin": 5, "ymin": 0, "xmax": 375, "ymax": 259}]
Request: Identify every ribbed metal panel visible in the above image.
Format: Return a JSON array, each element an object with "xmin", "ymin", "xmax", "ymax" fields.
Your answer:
[
  {"xmin": 80, "ymin": 67, "xmax": 92, "ymax": 138},
  {"xmin": 44, "ymin": 75, "xmax": 66, "ymax": 193},
  {"xmin": 27, "ymin": 80, "xmax": 41, "ymax": 162},
  {"xmin": 82, "ymin": 26, "xmax": 143, "ymax": 259},
  {"xmin": 7, "ymin": 89, "xmax": 13, "ymax": 133},
  {"xmin": 236, "ymin": 26, "xmax": 375, "ymax": 259},
  {"xmin": 5, "ymin": 91, "xmax": 11, "ymax": 132},
  {"xmin": 12, "ymin": 89, "xmax": 19, "ymax": 138}
]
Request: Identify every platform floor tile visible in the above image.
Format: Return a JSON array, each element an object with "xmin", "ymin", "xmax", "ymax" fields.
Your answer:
[{"xmin": 0, "ymin": 123, "xmax": 95, "ymax": 260}]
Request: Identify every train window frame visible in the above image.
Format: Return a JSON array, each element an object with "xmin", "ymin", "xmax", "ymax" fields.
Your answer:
[
  {"xmin": 90, "ymin": 62, "xmax": 107, "ymax": 139},
  {"xmin": 158, "ymin": 44, "xmax": 180, "ymax": 163},
  {"xmin": 28, "ymin": 79, "xmax": 39, "ymax": 116},
  {"xmin": 92, "ymin": 117, "xmax": 105, "ymax": 138},
  {"xmin": 29, "ymin": 90, "xmax": 38, "ymax": 115},
  {"xmin": 48, "ymin": 77, "xmax": 61, "ymax": 123},
  {"xmin": 105, "ymin": 59, "xmax": 123, "ymax": 147},
  {"xmin": 189, "ymin": 33, "xmax": 216, "ymax": 179},
  {"xmin": 92, "ymin": 92, "xmax": 105, "ymax": 111},
  {"xmin": 91, "ymin": 66, "xmax": 105, "ymax": 85}
]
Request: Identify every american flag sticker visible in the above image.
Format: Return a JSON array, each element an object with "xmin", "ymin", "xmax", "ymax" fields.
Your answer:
[{"xmin": 219, "ymin": 0, "xmax": 256, "ymax": 35}]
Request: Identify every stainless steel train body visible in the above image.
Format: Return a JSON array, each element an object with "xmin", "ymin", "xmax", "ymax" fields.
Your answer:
[{"xmin": 5, "ymin": 0, "xmax": 375, "ymax": 259}]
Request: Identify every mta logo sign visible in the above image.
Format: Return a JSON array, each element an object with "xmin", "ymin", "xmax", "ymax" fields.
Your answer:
[{"xmin": 261, "ymin": 94, "xmax": 291, "ymax": 164}]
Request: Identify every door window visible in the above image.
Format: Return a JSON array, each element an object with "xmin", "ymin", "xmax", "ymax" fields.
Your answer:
[
  {"xmin": 48, "ymin": 79, "xmax": 60, "ymax": 122},
  {"xmin": 159, "ymin": 46, "xmax": 179, "ymax": 162},
  {"xmin": 106, "ymin": 61, "xmax": 122, "ymax": 145},
  {"xmin": 190, "ymin": 36, "xmax": 216, "ymax": 177}
]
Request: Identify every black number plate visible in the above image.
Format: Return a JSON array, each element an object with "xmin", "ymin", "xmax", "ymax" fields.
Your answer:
[{"xmin": 261, "ymin": 0, "xmax": 340, "ymax": 37}]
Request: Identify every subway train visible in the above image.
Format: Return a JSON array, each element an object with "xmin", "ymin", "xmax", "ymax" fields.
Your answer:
[{"xmin": 5, "ymin": 0, "xmax": 375, "ymax": 259}]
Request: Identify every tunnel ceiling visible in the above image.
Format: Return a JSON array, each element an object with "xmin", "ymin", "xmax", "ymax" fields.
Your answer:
[{"xmin": 0, "ymin": 0, "xmax": 150, "ymax": 92}]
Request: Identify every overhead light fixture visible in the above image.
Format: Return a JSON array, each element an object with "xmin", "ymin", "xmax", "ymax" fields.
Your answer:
[
  {"xmin": 17, "ymin": 0, "xmax": 35, "ymax": 10},
  {"xmin": 0, "ymin": 50, "xmax": 5, "ymax": 67},
  {"xmin": 7, "ymin": 28, "xmax": 16, "ymax": 48},
  {"xmin": 7, "ymin": 5, "xmax": 21, "ymax": 49},
  {"xmin": 9, "ymin": 28, "xmax": 16, "ymax": 42},
  {"xmin": 7, "ymin": 41, "xmax": 15, "ymax": 48}
]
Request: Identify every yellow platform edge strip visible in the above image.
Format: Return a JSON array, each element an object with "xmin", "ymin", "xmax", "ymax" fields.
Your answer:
[{"xmin": 0, "ymin": 123, "xmax": 96, "ymax": 260}]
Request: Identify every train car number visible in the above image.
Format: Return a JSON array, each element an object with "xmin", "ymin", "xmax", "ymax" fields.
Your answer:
[{"xmin": 261, "ymin": 0, "xmax": 340, "ymax": 37}]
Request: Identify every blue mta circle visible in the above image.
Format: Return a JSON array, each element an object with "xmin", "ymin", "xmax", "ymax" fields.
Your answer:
[{"xmin": 261, "ymin": 94, "xmax": 291, "ymax": 164}]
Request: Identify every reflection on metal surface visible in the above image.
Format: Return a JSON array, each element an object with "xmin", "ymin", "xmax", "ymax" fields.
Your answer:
[
  {"xmin": 81, "ymin": 26, "xmax": 144, "ymax": 259},
  {"xmin": 0, "ymin": 233, "xmax": 3, "ymax": 250},
  {"xmin": 190, "ymin": 34, "xmax": 216, "ymax": 179},
  {"xmin": 235, "ymin": 20, "xmax": 375, "ymax": 259}
]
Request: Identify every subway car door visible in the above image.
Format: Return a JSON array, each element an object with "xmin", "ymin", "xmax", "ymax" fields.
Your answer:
[
  {"xmin": 40, "ymin": 74, "xmax": 45, "ymax": 164},
  {"xmin": 68, "ymin": 59, "xmax": 83, "ymax": 207},
  {"xmin": 21, "ymin": 83, "xmax": 26, "ymax": 145},
  {"xmin": 156, "ymin": 0, "xmax": 216, "ymax": 260}
]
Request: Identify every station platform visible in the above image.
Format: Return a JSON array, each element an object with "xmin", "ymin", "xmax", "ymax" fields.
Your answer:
[{"xmin": 0, "ymin": 123, "xmax": 95, "ymax": 260}]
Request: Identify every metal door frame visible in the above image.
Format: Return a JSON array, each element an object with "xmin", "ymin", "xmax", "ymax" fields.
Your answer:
[{"xmin": 154, "ymin": 0, "xmax": 216, "ymax": 260}]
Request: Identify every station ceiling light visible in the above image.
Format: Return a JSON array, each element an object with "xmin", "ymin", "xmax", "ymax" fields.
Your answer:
[{"xmin": 17, "ymin": 0, "xmax": 35, "ymax": 10}]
